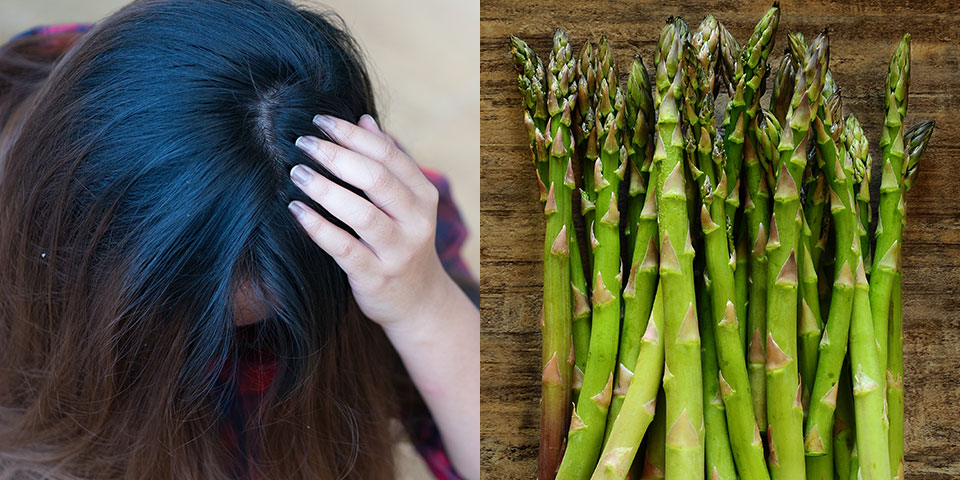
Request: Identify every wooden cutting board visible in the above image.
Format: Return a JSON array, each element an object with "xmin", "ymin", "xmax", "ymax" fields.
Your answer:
[{"xmin": 480, "ymin": 1, "xmax": 960, "ymax": 478}]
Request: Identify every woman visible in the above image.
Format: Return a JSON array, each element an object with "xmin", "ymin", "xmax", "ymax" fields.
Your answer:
[{"xmin": 0, "ymin": 1, "xmax": 479, "ymax": 479}]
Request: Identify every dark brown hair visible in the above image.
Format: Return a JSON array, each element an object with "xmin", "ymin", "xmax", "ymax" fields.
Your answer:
[{"xmin": 0, "ymin": 1, "xmax": 413, "ymax": 478}]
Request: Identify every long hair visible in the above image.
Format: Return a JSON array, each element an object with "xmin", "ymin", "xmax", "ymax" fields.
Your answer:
[{"xmin": 0, "ymin": 1, "xmax": 406, "ymax": 478}]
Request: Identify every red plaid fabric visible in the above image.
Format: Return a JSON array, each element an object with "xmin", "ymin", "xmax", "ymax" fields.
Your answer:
[{"xmin": 6, "ymin": 23, "xmax": 475, "ymax": 480}]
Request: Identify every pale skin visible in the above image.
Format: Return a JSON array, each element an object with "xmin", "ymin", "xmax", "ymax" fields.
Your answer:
[{"xmin": 279, "ymin": 114, "xmax": 480, "ymax": 480}]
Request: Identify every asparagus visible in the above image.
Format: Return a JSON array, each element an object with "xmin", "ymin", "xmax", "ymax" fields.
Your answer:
[
  {"xmin": 771, "ymin": 52, "xmax": 797, "ymax": 125},
  {"xmin": 747, "ymin": 112, "xmax": 780, "ymax": 432},
  {"xmin": 653, "ymin": 18, "xmax": 704, "ymax": 479},
  {"xmin": 902, "ymin": 120, "xmax": 935, "ymax": 191},
  {"xmin": 845, "ymin": 114, "xmax": 873, "ymax": 277},
  {"xmin": 721, "ymin": 5, "xmax": 780, "ymax": 231},
  {"xmin": 717, "ymin": 22, "xmax": 740, "ymax": 98},
  {"xmin": 624, "ymin": 57, "xmax": 656, "ymax": 243},
  {"xmin": 735, "ymin": 235, "xmax": 749, "ymax": 352},
  {"xmin": 850, "ymin": 258, "xmax": 892, "ymax": 480},
  {"xmin": 592, "ymin": 287, "xmax": 664, "ymax": 480},
  {"xmin": 797, "ymin": 206, "xmax": 824, "ymax": 416},
  {"xmin": 568, "ymin": 44, "xmax": 594, "ymax": 400},
  {"xmin": 683, "ymin": 16, "xmax": 770, "ymax": 478},
  {"xmin": 608, "ymin": 56, "xmax": 658, "ymax": 437},
  {"xmin": 833, "ymin": 360, "xmax": 856, "ymax": 480},
  {"xmin": 803, "ymin": 64, "xmax": 858, "ymax": 480},
  {"xmin": 765, "ymin": 32, "xmax": 826, "ymax": 480},
  {"xmin": 576, "ymin": 41, "xmax": 599, "ymax": 232},
  {"xmin": 888, "ymin": 274, "xmax": 905, "ymax": 480},
  {"xmin": 509, "ymin": 35, "xmax": 575, "ymax": 480},
  {"xmin": 697, "ymin": 269, "xmax": 737, "ymax": 480},
  {"xmin": 556, "ymin": 34, "xmax": 625, "ymax": 480},
  {"xmin": 869, "ymin": 33, "xmax": 910, "ymax": 387},
  {"xmin": 640, "ymin": 390, "xmax": 667, "ymax": 479},
  {"xmin": 888, "ymin": 119, "xmax": 934, "ymax": 478}
]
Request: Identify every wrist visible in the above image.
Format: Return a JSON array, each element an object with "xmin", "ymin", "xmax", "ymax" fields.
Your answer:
[{"xmin": 381, "ymin": 271, "xmax": 471, "ymax": 345}]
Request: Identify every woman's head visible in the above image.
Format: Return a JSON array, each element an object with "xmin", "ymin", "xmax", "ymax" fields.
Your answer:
[{"xmin": 0, "ymin": 0, "xmax": 402, "ymax": 478}]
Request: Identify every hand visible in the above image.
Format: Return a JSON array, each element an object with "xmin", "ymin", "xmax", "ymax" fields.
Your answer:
[{"xmin": 287, "ymin": 113, "xmax": 453, "ymax": 328}]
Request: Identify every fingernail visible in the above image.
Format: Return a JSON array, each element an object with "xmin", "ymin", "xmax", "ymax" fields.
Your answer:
[
  {"xmin": 312, "ymin": 114, "xmax": 335, "ymax": 131},
  {"xmin": 290, "ymin": 165, "xmax": 314, "ymax": 186},
  {"xmin": 361, "ymin": 114, "xmax": 381, "ymax": 132},
  {"xmin": 295, "ymin": 135, "xmax": 319, "ymax": 153},
  {"xmin": 288, "ymin": 201, "xmax": 306, "ymax": 219}
]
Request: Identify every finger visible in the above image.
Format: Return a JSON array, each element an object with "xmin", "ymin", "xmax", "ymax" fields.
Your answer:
[
  {"xmin": 295, "ymin": 136, "xmax": 416, "ymax": 220},
  {"xmin": 357, "ymin": 114, "xmax": 385, "ymax": 137},
  {"xmin": 287, "ymin": 200, "xmax": 377, "ymax": 276},
  {"xmin": 357, "ymin": 114, "xmax": 400, "ymax": 149},
  {"xmin": 312, "ymin": 114, "xmax": 428, "ymax": 191},
  {"xmin": 289, "ymin": 164, "xmax": 398, "ymax": 252}
]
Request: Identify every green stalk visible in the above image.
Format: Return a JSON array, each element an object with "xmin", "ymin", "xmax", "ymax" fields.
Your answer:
[
  {"xmin": 698, "ymin": 271, "xmax": 736, "ymax": 480},
  {"xmin": 765, "ymin": 32, "xmax": 826, "ymax": 480},
  {"xmin": 721, "ymin": 5, "xmax": 780, "ymax": 230},
  {"xmin": 845, "ymin": 115, "xmax": 873, "ymax": 278},
  {"xmin": 607, "ymin": 57, "xmax": 658, "ymax": 437},
  {"xmin": 639, "ymin": 390, "xmax": 666, "ymax": 479},
  {"xmin": 803, "ymin": 76, "xmax": 857, "ymax": 474},
  {"xmin": 804, "ymin": 79, "xmax": 861, "ymax": 480},
  {"xmin": 653, "ymin": 20, "xmax": 703, "ymax": 479},
  {"xmin": 510, "ymin": 35, "xmax": 574, "ymax": 480},
  {"xmin": 698, "ymin": 161, "xmax": 770, "ymax": 479},
  {"xmin": 747, "ymin": 112, "xmax": 780, "ymax": 432},
  {"xmin": 593, "ymin": 287, "xmax": 664, "ymax": 480},
  {"xmin": 685, "ymin": 20, "xmax": 768, "ymax": 473},
  {"xmin": 557, "ymin": 35, "xmax": 625, "ymax": 480},
  {"xmin": 850, "ymin": 260, "xmax": 892, "ymax": 479},
  {"xmin": 887, "ymin": 119, "xmax": 934, "ymax": 479},
  {"xmin": 735, "ymin": 234, "xmax": 749, "ymax": 351},
  {"xmin": 833, "ymin": 360, "xmax": 855, "ymax": 480},
  {"xmin": 576, "ymin": 41, "xmax": 598, "ymax": 233},
  {"xmin": 869, "ymin": 34, "xmax": 910, "ymax": 387},
  {"xmin": 624, "ymin": 58, "xmax": 656, "ymax": 244},
  {"xmin": 797, "ymin": 217, "xmax": 823, "ymax": 417},
  {"xmin": 888, "ymin": 274, "xmax": 904, "ymax": 480},
  {"xmin": 805, "ymin": 455, "xmax": 832, "ymax": 480}
]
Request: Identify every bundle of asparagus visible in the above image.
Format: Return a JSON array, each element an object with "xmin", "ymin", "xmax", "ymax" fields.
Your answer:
[{"xmin": 510, "ymin": 5, "xmax": 933, "ymax": 480}]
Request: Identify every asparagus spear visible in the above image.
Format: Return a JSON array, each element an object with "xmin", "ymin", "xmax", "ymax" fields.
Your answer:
[
  {"xmin": 653, "ymin": 18, "xmax": 704, "ymax": 479},
  {"xmin": 747, "ymin": 111, "xmax": 781, "ymax": 432},
  {"xmin": 721, "ymin": 5, "xmax": 780, "ymax": 231},
  {"xmin": 717, "ymin": 21, "xmax": 741, "ymax": 98},
  {"xmin": 850, "ymin": 258, "xmax": 892, "ymax": 480},
  {"xmin": 765, "ymin": 32, "xmax": 826, "ymax": 480},
  {"xmin": 508, "ymin": 36, "xmax": 549, "ymax": 200},
  {"xmin": 833, "ymin": 360, "xmax": 856, "ymax": 480},
  {"xmin": 902, "ymin": 120, "xmax": 935, "ymax": 191},
  {"xmin": 556, "ymin": 34, "xmax": 625, "ymax": 480},
  {"xmin": 869, "ymin": 33, "xmax": 910, "ymax": 389},
  {"xmin": 640, "ymin": 390, "xmax": 667, "ymax": 479},
  {"xmin": 607, "ymin": 56, "xmax": 658, "ymax": 437},
  {"xmin": 803, "ymin": 66, "xmax": 858, "ymax": 480},
  {"xmin": 697, "ymin": 267, "xmax": 737, "ymax": 480},
  {"xmin": 568, "ymin": 43, "xmax": 596, "ymax": 400},
  {"xmin": 509, "ymin": 35, "xmax": 574, "ymax": 480},
  {"xmin": 576, "ymin": 41, "xmax": 599, "ymax": 239},
  {"xmin": 888, "ymin": 119, "xmax": 934, "ymax": 478},
  {"xmin": 735, "ymin": 234, "xmax": 749, "ymax": 353},
  {"xmin": 771, "ymin": 52, "xmax": 797, "ymax": 125},
  {"xmin": 593, "ymin": 287, "xmax": 664, "ymax": 480},
  {"xmin": 683, "ymin": 16, "xmax": 770, "ymax": 478},
  {"xmin": 845, "ymin": 114, "xmax": 873, "ymax": 277}
]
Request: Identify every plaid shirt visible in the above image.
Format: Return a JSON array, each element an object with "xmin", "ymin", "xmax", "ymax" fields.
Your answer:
[{"xmin": 6, "ymin": 23, "xmax": 474, "ymax": 480}]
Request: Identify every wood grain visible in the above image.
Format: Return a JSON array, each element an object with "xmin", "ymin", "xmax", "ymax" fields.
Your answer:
[{"xmin": 481, "ymin": 1, "xmax": 960, "ymax": 478}]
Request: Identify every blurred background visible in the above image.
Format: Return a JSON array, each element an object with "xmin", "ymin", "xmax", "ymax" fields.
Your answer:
[{"xmin": 0, "ymin": 0, "xmax": 480, "ymax": 276}]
